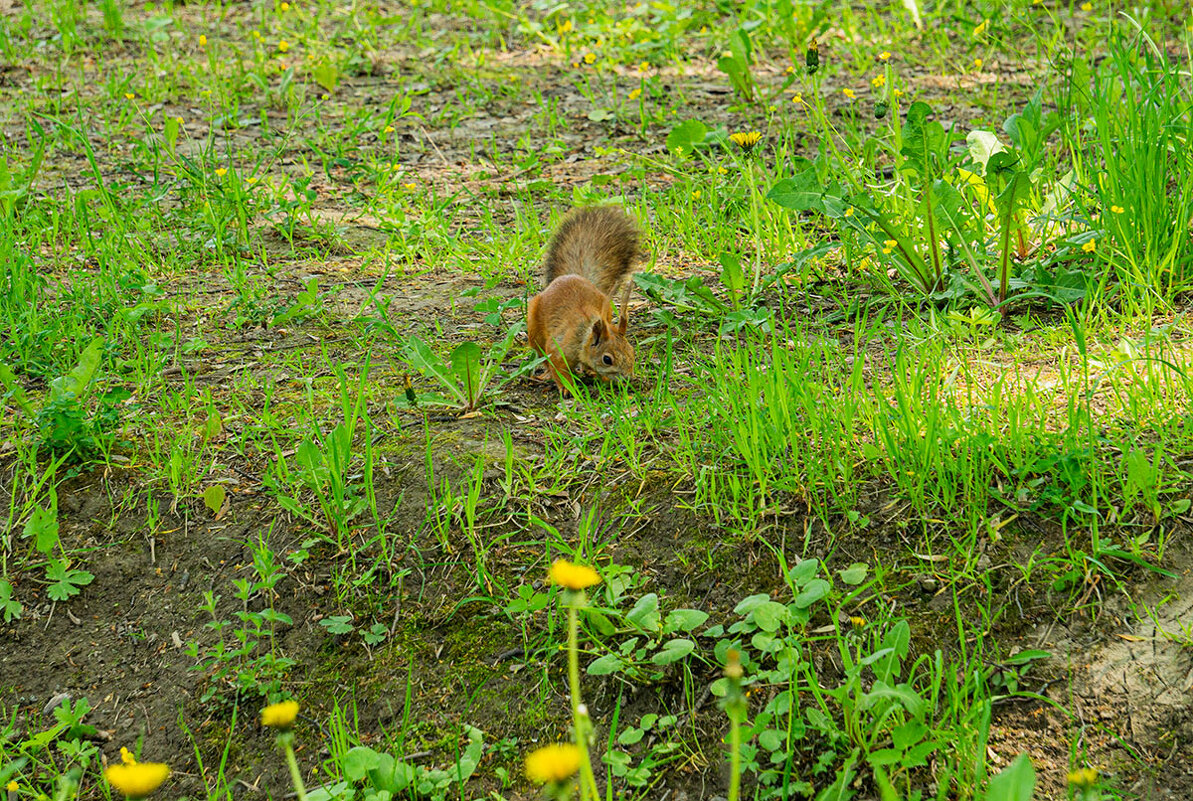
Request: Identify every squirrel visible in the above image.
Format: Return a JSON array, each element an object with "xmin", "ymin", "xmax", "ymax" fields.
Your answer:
[{"xmin": 527, "ymin": 206, "xmax": 641, "ymax": 394}]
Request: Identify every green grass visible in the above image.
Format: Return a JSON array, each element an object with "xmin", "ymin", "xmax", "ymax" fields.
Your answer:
[{"xmin": 1, "ymin": 1, "xmax": 1192, "ymax": 800}]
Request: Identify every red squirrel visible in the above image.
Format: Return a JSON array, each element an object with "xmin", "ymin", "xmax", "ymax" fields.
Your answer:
[{"xmin": 527, "ymin": 207, "xmax": 641, "ymax": 394}]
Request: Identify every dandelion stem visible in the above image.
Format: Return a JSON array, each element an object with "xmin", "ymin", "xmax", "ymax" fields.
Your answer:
[
  {"xmin": 281, "ymin": 737, "xmax": 308, "ymax": 801},
  {"xmin": 567, "ymin": 597, "xmax": 600, "ymax": 801}
]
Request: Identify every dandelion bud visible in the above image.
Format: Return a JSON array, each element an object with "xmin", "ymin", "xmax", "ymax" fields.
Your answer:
[{"xmin": 805, "ymin": 40, "xmax": 820, "ymax": 75}]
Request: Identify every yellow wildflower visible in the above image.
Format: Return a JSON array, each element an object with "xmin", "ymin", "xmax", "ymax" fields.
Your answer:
[
  {"xmin": 215, "ymin": 168, "xmax": 227, "ymax": 177},
  {"xmin": 280, "ymin": 1, "xmax": 290, "ymax": 9},
  {"xmin": 718, "ymin": 166, "xmax": 728, "ymax": 175},
  {"xmin": 973, "ymin": 57, "xmax": 983, "ymax": 70},
  {"xmin": 525, "ymin": 744, "xmax": 581, "ymax": 785},
  {"xmin": 849, "ymin": 616, "xmax": 866, "ymax": 627},
  {"xmin": 120, "ymin": 747, "xmax": 136, "ymax": 764},
  {"xmin": 691, "ymin": 189, "xmax": 701, "ymax": 200},
  {"xmin": 792, "ymin": 92, "xmax": 803, "ymax": 105},
  {"xmin": 843, "ymin": 88, "xmax": 856, "ymax": 99},
  {"xmin": 199, "ymin": 34, "xmax": 207, "ymax": 46},
  {"xmin": 124, "ymin": 92, "xmax": 135, "ymax": 100},
  {"xmin": 728, "ymin": 131, "xmax": 762, "ymax": 149},
  {"xmin": 7, "ymin": 782, "xmax": 19, "ymax": 793},
  {"xmin": 1081, "ymin": 240, "xmax": 1096, "ymax": 253},
  {"xmin": 893, "ymin": 89, "xmax": 905, "ymax": 98},
  {"xmin": 637, "ymin": 61, "xmax": 650, "ymax": 72},
  {"xmin": 384, "ymin": 125, "xmax": 395, "ymax": 133},
  {"xmin": 699, "ymin": 25, "xmax": 708, "ymax": 33},
  {"xmin": 320, "ymin": 93, "xmax": 329, "ymax": 99},
  {"xmin": 871, "ymin": 74, "xmax": 886, "ymax": 88},
  {"xmin": 1110, "ymin": 205, "xmax": 1124, "ymax": 213},
  {"xmin": 583, "ymin": 52, "xmax": 596, "ymax": 65},
  {"xmin": 1080, "ymin": 1, "xmax": 1092, "ymax": 10},
  {"xmin": 879, "ymin": 51, "xmax": 891, "ymax": 61},
  {"xmin": 105, "ymin": 764, "xmax": 170, "ymax": 798},
  {"xmin": 402, "ymin": 182, "xmax": 417, "ymax": 190},
  {"xmin": 278, "ymin": 40, "xmax": 290, "ymax": 52},
  {"xmin": 973, "ymin": 19, "xmax": 988, "ymax": 37},
  {"xmin": 1068, "ymin": 768, "xmax": 1098, "ymax": 788},
  {"xmin": 260, "ymin": 700, "xmax": 300, "ymax": 729},
  {"xmin": 844, "ymin": 207, "xmax": 854, "ymax": 217},
  {"xmin": 558, "ymin": 19, "xmax": 572, "ymax": 33},
  {"xmin": 549, "ymin": 560, "xmax": 601, "ymax": 590},
  {"xmin": 628, "ymin": 88, "xmax": 642, "ymax": 100}
]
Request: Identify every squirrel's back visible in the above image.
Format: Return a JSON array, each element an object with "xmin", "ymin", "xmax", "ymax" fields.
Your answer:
[{"xmin": 543, "ymin": 206, "xmax": 640, "ymax": 295}]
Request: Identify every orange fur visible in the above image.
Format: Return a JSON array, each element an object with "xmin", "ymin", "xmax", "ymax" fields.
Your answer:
[{"xmin": 527, "ymin": 207, "xmax": 641, "ymax": 394}]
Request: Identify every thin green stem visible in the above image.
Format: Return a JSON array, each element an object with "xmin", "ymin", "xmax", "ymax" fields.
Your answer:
[
  {"xmin": 282, "ymin": 738, "xmax": 307, "ymax": 801},
  {"xmin": 567, "ymin": 598, "xmax": 599, "ymax": 801}
]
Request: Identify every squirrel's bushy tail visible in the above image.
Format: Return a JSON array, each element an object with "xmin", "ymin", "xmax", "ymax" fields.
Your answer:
[{"xmin": 544, "ymin": 206, "xmax": 640, "ymax": 295}]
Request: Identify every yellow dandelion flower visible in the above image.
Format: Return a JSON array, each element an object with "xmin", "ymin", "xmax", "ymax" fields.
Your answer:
[
  {"xmin": 871, "ymin": 74, "xmax": 886, "ymax": 88},
  {"xmin": 199, "ymin": 34, "xmax": 207, "ymax": 46},
  {"xmin": 215, "ymin": 168, "xmax": 227, "ymax": 177},
  {"xmin": 1110, "ymin": 205, "xmax": 1124, "ymax": 213},
  {"xmin": 120, "ymin": 747, "xmax": 137, "ymax": 765},
  {"xmin": 849, "ymin": 616, "xmax": 866, "ymax": 627},
  {"xmin": 583, "ymin": 52, "xmax": 596, "ymax": 65},
  {"xmin": 402, "ymin": 182, "xmax": 417, "ymax": 189},
  {"xmin": 718, "ymin": 166, "xmax": 728, "ymax": 175},
  {"xmin": 1081, "ymin": 240, "xmax": 1096, "ymax": 253},
  {"xmin": 246, "ymin": 176, "xmax": 259, "ymax": 184},
  {"xmin": 559, "ymin": 19, "xmax": 572, "ymax": 33},
  {"xmin": 260, "ymin": 700, "xmax": 300, "ymax": 729},
  {"xmin": 893, "ymin": 89, "xmax": 905, "ymax": 98},
  {"xmin": 785, "ymin": 65, "xmax": 795, "ymax": 74},
  {"xmin": 792, "ymin": 92, "xmax": 803, "ymax": 104},
  {"xmin": 8, "ymin": 782, "xmax": 20, "ymax": 793},
  {"xmin": 844, "ymin": 207, "xmax": 854, "ymax": 217},
  {"xmin": 1080, "ymin": 1, "xmax": 1091, "ymax": 10},
  {"xmin": 280, "ymin": 1, "xmax": 290, "ymax": 9},
  {"xmin": 842, "ymin": 88, "xmax": 856, "ymax": 99},
  {"xmin": 973, "ymin": 19, "xmax": 988, "ymax": 37},
  {"xmin": 124, "ymin": 92, "xmax": 135, "ymax": 100},
  {"xmin": 1068, "ymin": 768, "xmax": 1098, "ymax": 788},
  {"xmin": 691, "ymin": 189, "xmax": 702, "ymax": 200},
  {"xmin": 278, "ymin": 40, "xmax": 290, "ymax": 52},
  {"xmin": 525, "ymin": 744, "xmax": 581, "ymax": 785},
  {"xmin": 973, "ymin": 57, "xmax": 983, "ymax": 69},
  {"xmin": 384, "ymin": 125, "xmax": 395, "ymax": 133},
  {"xmin": 637, "ymin": 61, "xmax": 650, "ymax": 72},
  {"xmin": 105, "ymin": 764, "xmax": 170, "ymax": 798},
  {"xmin": 728, "ymin": 131, "xmax": 762, "ymax": 149},
  {"xmin": 549, "ymin": 559, "xmax": 601, "ymax": 590},
  {"xmin": 699, "ymin": 25, "xmax": 708, "ymax": 34},
  {"xmin": 879, "ymin": 51, "xmax": 891, "ymax": 61},
  {"xmin": 628, "ymin": 88, "xmax": 642, "ymax": 100}
]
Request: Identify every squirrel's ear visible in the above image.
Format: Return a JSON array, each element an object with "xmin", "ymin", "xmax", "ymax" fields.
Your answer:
[{"xmin": 591, "ymin": 319, "xmax": 606, "ymax": 345}]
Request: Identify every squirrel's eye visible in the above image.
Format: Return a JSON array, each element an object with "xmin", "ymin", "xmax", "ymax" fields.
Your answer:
[{"xmin": 603, "ymin": 355, "xmax": 614, "ymax": 366}]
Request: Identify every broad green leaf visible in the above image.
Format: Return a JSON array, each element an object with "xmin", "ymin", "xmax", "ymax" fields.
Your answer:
[
  {"xmin": 650, "ymin": 638, "xmax": 695, "ymax": 665},
  {"xmin": 900, "ymin": 101, "xmax": 947, "ymax": 180},
  {"xmin": 450, "ymin": 342, "xmax": 482, "ymax": 408},
  {"xmin": 402, "ymin": 336, "xmax": 466, "ymax": 406},
  {"xmin": 767, "ymin": 161, "xmax": 825, "ymax": 212},
  {"xmin": 586, "ymin": 653, "xmax": 626, "ymax": 676},
  {"xmin": 0, "ymin": 579, "xmax": 22, "ymax": 623},
  {"xmin": 984, "ymin": 753, "xmax": 1035, "ymax": 801},
  {"xmin": 966, "ymin": 130, "xmax": 1006, "ymax": 173},
  {"xmin": 663, "ymin": 608, "xmax": 709, "ymax": 633},
  {"xmin": 751, "ymin": 601, "xmax": 789, "ymax": 632},
  {"xmin": 23, "ymin": 506, "xmax": 59, "ymax": 555},
  {"xmin": 665, "ymin": 120, "xmax": 708, "ymax": 156},
  {"xmin": 626, "ymin": 593, "xmax": 661, "ymax": 632},
  {"xmin": 838, "ymin": 563, "xmax": 868, "ymax": 585},
  {"xmin": 793, "ymin": 578, "xmax": 831, "ymax": 609},
  {"xmin": 342, "ymin": 747, "xmax": 383, "ymax": 783},
  {"xmin": 203, "ymin": 485, "xmax": 227, "ymax": 516},
  {"xmin": 55, "ymin": 337, "xmax": 104, "ymax": 401}
]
